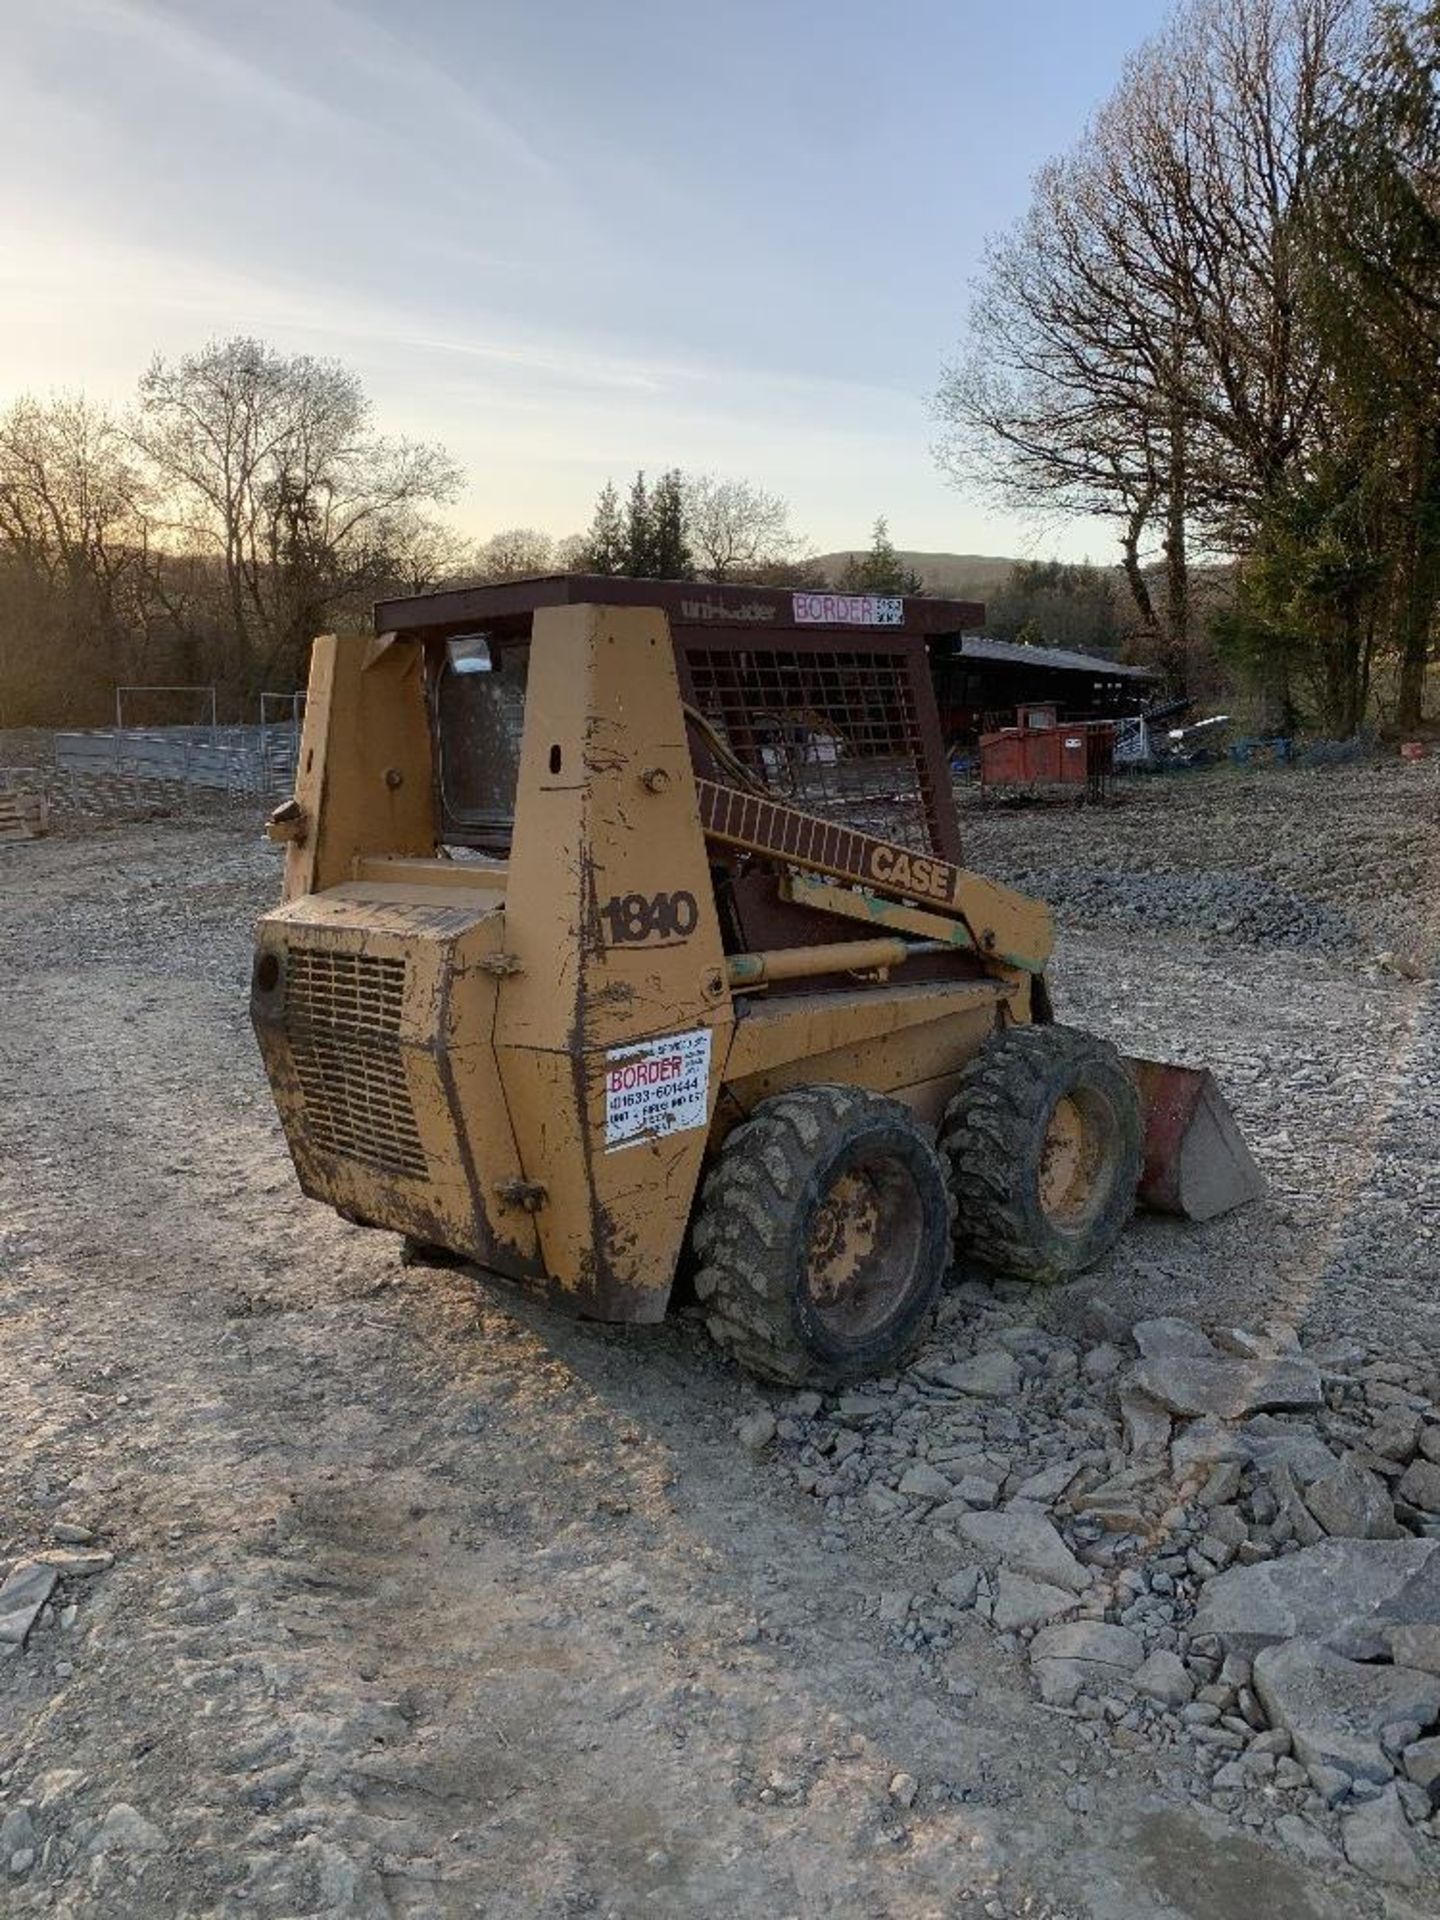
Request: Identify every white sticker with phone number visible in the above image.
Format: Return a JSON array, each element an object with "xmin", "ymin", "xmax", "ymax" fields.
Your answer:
[{"xmin": 604, "ymin": 1028, "xmax": 711, "ymax": 1151}]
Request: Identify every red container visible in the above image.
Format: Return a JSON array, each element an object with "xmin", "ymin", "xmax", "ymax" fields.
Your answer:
[
  {"xmin": 980, "ymin": 712, "xmax": 1114, "ymax": 790},
  {"xmin": 1400, "ymin": 741, "xmax": 1426, "ymax": 761}
]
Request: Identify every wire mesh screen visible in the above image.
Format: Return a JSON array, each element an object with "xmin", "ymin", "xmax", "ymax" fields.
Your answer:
[{"xmin": 681, "ymin": 644, "xmax": 942, "ymax": 854}]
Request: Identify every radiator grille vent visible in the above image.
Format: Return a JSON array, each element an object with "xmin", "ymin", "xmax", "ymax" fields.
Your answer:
[{"xmin": 284, "ymin": 949, "xmax": 427, "ymax": 1178}]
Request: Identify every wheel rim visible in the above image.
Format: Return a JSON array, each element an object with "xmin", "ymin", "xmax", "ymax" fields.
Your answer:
[
  {"xmin": 1038, "ymin": 1091, "xmax": 1109, "ymax": 1230},
  {"xmin": 804, "ymin": 1151, "xmax": 923, "ymax": 1341}
]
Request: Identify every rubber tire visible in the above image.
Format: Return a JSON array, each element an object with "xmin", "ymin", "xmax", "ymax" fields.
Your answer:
[
  {"xmin": 690, "ymin": 1085, "xmax": 955, "ymax": 1388},
  {"xmin": 940, "ymin": 1024, "xmax": 1141, "ymax": 1285}
]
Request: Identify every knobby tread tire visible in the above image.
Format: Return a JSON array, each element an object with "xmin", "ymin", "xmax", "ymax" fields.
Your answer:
[
  {"xmin": 940, "ymin": 1024, "xmax": 1141, "ymax": 1286},
  {"xmin": 691, "ymin": 1085, "xmax": 955, "ymax": 1388}
]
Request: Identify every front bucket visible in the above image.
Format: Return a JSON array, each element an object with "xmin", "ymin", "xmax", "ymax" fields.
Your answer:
[{"xmin": 1125, "ymin": 1057, "xmax": 1265, "ymax": 1222}]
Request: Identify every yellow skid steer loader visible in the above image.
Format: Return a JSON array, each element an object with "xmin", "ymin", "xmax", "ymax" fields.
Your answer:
[{"xmin": 251, "ymin": 578, "xmax": 1261, "ymax": 1385}]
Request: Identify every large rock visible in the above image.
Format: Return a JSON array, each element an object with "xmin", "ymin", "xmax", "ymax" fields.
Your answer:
[
  {"xmin": 931, "ymin": 1352, "xmax": 1020, "ymax": 1400},
  {"xmin": 1268, "ymin": 1459, "xmax": 1326, "ymax": 1547},
  {"xmin": 1403, "ymin": 1735, "xmax": 1440, "ymax": 1790},
  {"xmin": 88, "ymin": 1803, "xmax": 165, "ymax": 1856},
  {"xmin": 1133, "ymin": 1348, "xmax": 1323, "ymax": 1421},
  {"xmin": 1133, "ymin": 1317, "xmax": 1217, "ymax": 1358},
  {"xmin": 1237, "ymin": 1415, "xmax": 1339, "ymax": 1485},
  {"xmin": 1030, "ymin": 1620, "xmax": 1143, "ymax": 1706},
  {"xmin": 952, "ymin": 1508, "xmax": 1090, "ymax": 1594},
  {"xmin": 1192, "ymin": 1537, "xmax": 1440, "ymax": 1658},
  {"xmin": 1131, "ymin": 1648, "xmax": 1194, "ymax": 1707},
  {"xmin": 0, "ymin": 1808, "xmax": 35, "ymax": 1858},
  {"xmin": 1387, "ymin": 1624, "xmax": 1440, "ymax": 1675},
  {"xmin": 1252, "ymin": 1639, "xmax": 1440, "ymax": 1782},
  {"xmin": 1341, "ymin": 1784, "xmax": 1424, "ymax": 1887},
  {"xmin": 897, "ymin": 1462, "xmax": 954, "ymax": 1501},
  {"xmin": 1032, "ymin": 1621, "xmax": 1143, "ymax": 1667},
  {"xmin": 1170, "ymin": 1412, "xmax": 1336, "ymax": 1482},
  {"xmin": 1274, "ymin": 1813, "xmax": 1339, "ymax": 1865},
  {"xmin": 990, "ymin": 1572, "xmax": 1077, "ymax": 1632},
  {"xmin": 1303, "ymin": 1456, "xmax": 1401, "ymax": 1540},
  {"xmin": 1120, "ymin": 1390, "xmax": 1171, "ymax": 1457},
  {"xmin": 936, "ymin": 1566, "xmax": 981, "ymax": 1609},
  {"xmin": 1074, "ymin": 1493, "xmax": 1155, "ymax": 1535},
  {"xmin": 1397, "ymin": 1457, "xmax": 1440, "ymax": 1514},
  {"xmin": 1011, "ymin": 1459, "xmax": 1081, "ymax": 1504},
  {"xmin": 0, "ymin": 1563, "xmax": 57, "ymax": 1650},
  {"xmin": 1171, "ymin": 1418, "xmax": 1252, "ymax": 1477}
]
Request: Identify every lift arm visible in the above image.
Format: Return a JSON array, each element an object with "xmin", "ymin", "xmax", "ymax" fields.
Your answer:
[{"xmin": 695, "ymin": 777, "xmax": 1052, "ymax": 975}]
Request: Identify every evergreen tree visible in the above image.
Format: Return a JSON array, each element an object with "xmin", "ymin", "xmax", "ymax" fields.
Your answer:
[
  {"xmin": 578, "ymin": 480, "xmax": 627, "ymax": 573},
  {"xmin": 986, "ymin": 559, "xmax": 1124, "ymax": 653},
  {"xmin": 624, "ymin": 471, "xmax": 654, "ymax": 577},
  {"xmin": 649, "ymin": 468, "xmax": 694, "ymax": 578},
  {"xmin": 1308, "ymin": 3, "xmax": 1440, "ymax": 729},
  {"xmin": 840, "ymin": 517, "xmax": 925, "ymax": 595}
]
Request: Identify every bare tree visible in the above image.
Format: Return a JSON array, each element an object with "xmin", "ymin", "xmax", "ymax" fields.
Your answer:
[
  {"xmin": 683, "ymin": 474, "xmax": 805, "ymax": 581},
  {"xmin": 135, "ymin": 337, "xmax": 462, "ymax": 693},
  {"xmin": 0, "ymin": 393, "xmax": 159, "ymax": 716},
  {"xmin": 934, "ymin": 171, "xmax": 1171, "ymax": 646},
  {"xmin": 473, "ymin": 528, "xmax": 556, "ymax": 581},
  {"xmin": 935, "ymin": 0, "xmax": 1365, "ymax": 690}
]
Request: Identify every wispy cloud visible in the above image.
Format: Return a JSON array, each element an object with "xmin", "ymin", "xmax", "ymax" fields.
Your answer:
[
  {"xmin": 0, "ymin": 207, "xmax": 925, "ymax": 426},
  {"xmin": 67, "ymin": 0, "xmax": 555, "ymax": 180},
  {"xmin": 67, "ymin": 0, "xmax": 351, "ymax": 133},
  {"xmin": 0, "ymin": 0, "xmax": 1146, "ymax": 553},
  {"xmin": 303, "ymin": 0, "xmax": 558, "ymax": 180}
]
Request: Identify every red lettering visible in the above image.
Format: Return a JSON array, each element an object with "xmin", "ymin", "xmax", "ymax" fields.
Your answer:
[{"xmin": 610, "ymin": 1054, "xmax": 688, "ymax": 1094}]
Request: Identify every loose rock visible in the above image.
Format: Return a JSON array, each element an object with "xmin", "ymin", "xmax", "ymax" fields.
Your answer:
[
  {"xmin": 1133, "ymin": 1346, "xmax": 1323, "ymax": 1422},
  {"xmin": 936, "ymin": 1567, "xmax": 982, "ymax": 1609},
  {"xmin": 1030, "ymin": 1620, "xmax": 1144, "ymax": 1707},
  {"xmin": 1131, "ymin": 1649, "xmax": 1194, "ymax": 1708},
  {"xmin": 952, "ymin": 1509, "xmax": 1090, "ymax": 1594},
  {"xmin": 990, "ymin": 1573, "xmax": 1077, "ymax": 1633},
  {"xmin": 0, "ymin": 1562, "xmax": 58, "ymax": 1649},
  {"xmin": 1387, "ymin": 1623, "xmax": 1440, "ymax": 1674},
  {"xmin": 931, "ymin": 1352, "xmax": 1021, "ymax": 1400},
  {"xmin": 1011, "ymin": 1459, "xmax": 1081, "ymax": 1504},
  {"xmin": 1119, "ymin": 1390, "xmax": 1171, "ymax": 1457},
  {"xmin": 898, "ymin": 1462, "xmax": 954, "ymax": 1501},
  {"xmin": 1341, "ymin": 1784, "xmax": 1425, "ymax": 1887},
  {"xmin": 1274, "ymin": 1813, "xmax": 1338, "ymax": 1865},
  {"xmin": 737, "ymin": 1410, "xmax": 778, "ymax": 1452},
  {"xmin": 1303, "ymin": 1456, "xmax": 1401, "ymax": 1540},
  {"xmin": 89, "ymin": 1802, "xmax": 165, "ymax": 1855},
  {"xmin": 1133, "ymin": 1318, "xmax": 1218, "ymax": 1359},
  {"xmin": 1401, "ymin": 1735, "xmax": 1440, "ymax": 1790},
  {"xmin": 1396, "ymin": 1457, "xmax": 1440, "ymax": 1514}
]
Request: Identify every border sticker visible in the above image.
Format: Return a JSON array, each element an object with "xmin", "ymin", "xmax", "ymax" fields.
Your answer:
[
  {"xmin": 792, "ymin": 591, "xmax": 903, "ymax": 627},
  {"xmin": 604, "ymin": 1028, "xmax": 712, "ymax": 1152}
]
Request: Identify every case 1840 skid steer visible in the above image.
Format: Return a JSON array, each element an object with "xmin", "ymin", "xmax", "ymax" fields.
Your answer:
[{"xmin": 251, "ymin": 577, "xmax": 1262, "ymax": 1385}]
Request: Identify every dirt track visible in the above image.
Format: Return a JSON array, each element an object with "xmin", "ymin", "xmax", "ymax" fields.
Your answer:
[{"xmin": 2, "ymin": 764, "xmax": 1439, "ymax": 1918}]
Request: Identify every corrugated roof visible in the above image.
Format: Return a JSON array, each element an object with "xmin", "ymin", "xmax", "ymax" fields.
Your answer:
[{"xmin": 956, "ymin": 635, "xmax": 1158, "ymax": 680}]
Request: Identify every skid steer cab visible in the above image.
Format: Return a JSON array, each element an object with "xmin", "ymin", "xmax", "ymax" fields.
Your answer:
[{"xmin": 251, "ymin": 577, "xmax": 1261, "ymax": 1386}]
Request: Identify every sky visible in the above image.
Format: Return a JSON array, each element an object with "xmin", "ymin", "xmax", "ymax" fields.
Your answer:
[{"xmin": 0, "ymin": 0, "xmax": 1174, "ymax": 560}]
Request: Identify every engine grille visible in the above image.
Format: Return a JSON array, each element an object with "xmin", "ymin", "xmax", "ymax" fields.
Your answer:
[{"xmin": 284, "ymin": 948, "xmax": 428, "ymax": 1179}]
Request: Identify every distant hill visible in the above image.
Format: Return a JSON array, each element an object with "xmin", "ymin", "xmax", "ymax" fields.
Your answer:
[{"xmin": 811, "ymin": 551, "xmax": 1018, "ymax": 602}]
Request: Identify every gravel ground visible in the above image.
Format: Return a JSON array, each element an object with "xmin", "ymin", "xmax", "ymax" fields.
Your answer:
[
  {"xmin": 2, "ymin": 762, "xmax": 1439, "ymax": 1919},
  {"xmin": 966, "ymin": 758, "xmax": 1440, "ymax": 961}
]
